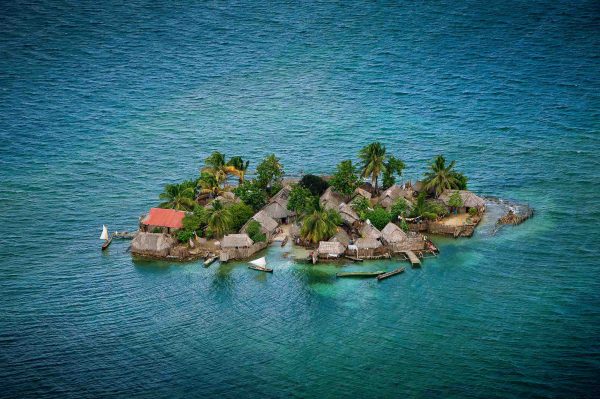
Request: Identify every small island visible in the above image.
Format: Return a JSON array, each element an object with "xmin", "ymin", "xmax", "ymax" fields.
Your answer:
[{"xmin": 129, "ymin": 142, "xmax": 526, "ymax": 266}]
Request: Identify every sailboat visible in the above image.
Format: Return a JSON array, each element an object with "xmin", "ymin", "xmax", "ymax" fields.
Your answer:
[
  {"xmin": 248, "ymin": 257, "xmax": 272, "ymax": 273},
  {"xmin": 100, "ymin": 225, "xmax": 112, "ymax": 250}
]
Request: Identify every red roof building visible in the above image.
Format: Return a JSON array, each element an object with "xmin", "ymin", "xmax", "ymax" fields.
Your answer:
[{"xmin": 142, "ymin": 208, "xmax": 186, "ymax": 229}]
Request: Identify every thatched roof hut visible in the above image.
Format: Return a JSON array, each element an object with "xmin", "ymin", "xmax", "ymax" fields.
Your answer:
[
  {"xmin": 317, "ymin": 241, "xmax": 346, "ymax": 257},
  {"xmin": 438, "ymin": 190, "xmax": 485, "ymax": 210},
  {"xmin": 320, "ymin": 187, "xmax": 345, "ymax": 211},
  {"xmin": 244, "ymin": 210, "xmax": 278, "ymax": 235},
  {"xmin": 353, "ymin": 187, "xmax": 372, "ymax": 201},
  {"xmin": 378, "ymin": 185, "xmax": 412, "ymax": 210},
  {"xmin": 131, "ymin": 232, "xmax": 175, "ymax": 258},
  {"xmin": 331, "ymin": 228, "xmax": 351, "ymax": 245},
  {"xmin": 339, "ymin": 203, "xmax": 359, "ymax": 226},
  {"xmin": 262, "ymin": 200, "xmax": 293, "ymax": 221},
  {"xmin": 360, "ymin": 222, "xmax": 382, "ymax": 240},
  {"xmin": 381, "ymin": 222, "xmax": 408, "ymax": 245},
  {"xmin": 221, "ymin": 234, "xmax": 254, "ymax": 248},
  {"xmin": 354, "ymin": 237, "xmax": 382, "ymax": 250}
]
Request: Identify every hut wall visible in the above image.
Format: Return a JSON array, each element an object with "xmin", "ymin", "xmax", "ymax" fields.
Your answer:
[
  {"xmin": 408, "ymin": 222, "xmax": 428, "ymax": 232},
  {"xmin": 220, "ymin": 242, "xmax": 268, "ymax": 261},
  {"xmin": 428, "ymin": 222, "xmax": 476, "ymax": 237}
]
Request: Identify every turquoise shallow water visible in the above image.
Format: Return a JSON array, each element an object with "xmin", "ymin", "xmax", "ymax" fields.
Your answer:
[{"xmin": 1, "ymin": 1, "xmax": 599, "ymax": 397}]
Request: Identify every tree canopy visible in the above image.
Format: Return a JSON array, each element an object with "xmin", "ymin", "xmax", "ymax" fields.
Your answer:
[{"xmin": 330, "ymin": 160, "xmax": 360, "ymax": 196}]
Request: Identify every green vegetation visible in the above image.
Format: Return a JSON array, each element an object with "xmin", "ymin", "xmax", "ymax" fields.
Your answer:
[
  {"xmin": 366, "ymin": 206, "xmax": 391, "ymax": 230},
  {"xmin": 359, "ymin": 142, "xmax": 406, "ymax": 193},
  {"xmin": 227, "ymin": 156, "xmax": 250, "ymax": 184},
  {"xmin": 158, "ymin": 183, "xmax": 195, "ymax": 211},
  {"xmin": 287, "ymin": 185, "xmax": 316, "ymax": 216},
  {"xmin": 329, "ymin": 160, "xmax": 360, "ymax": 196},
  {"xmin": 256, "ymin": 154, "xmax": 284, "ymax": 190},
  {"xmin": 176, "ymin": 230, "xmax": 195, "ymax": 243},
  {"xmin": 206, "ymin": 200, "xmax": 233, "ymax": 238},
  {"xmin": 399, "ymin": 218, "xmax": 409, "ymax": 232},
  {"xmin": 228, "ymin": 202, "xmax": 254, "ymax": 232},
  {"xmin": 382, "ymin": 155, "xmax": 405, "ymax": 190},
  {"xmin": 300, "ymin": 208, "xmax": 342, "ymax": 244},
  {"xmin": 351, "ymin": 196, "xmax": 371, "ymax": 221},
  {"xmin": 359, "ymin": 142, "xmax": 387, "ymax": 193},
  {"xmin": 299, "ymin": 174, "xmax": 329, "ymax": 196},
  {"xmin": 390, "ymin": 198, "xmax": 410, "ymax": 221},
  {"xmin": 233, "ymin": 181, "xmax": 267, "ymax": 211},
  {"xmin": 182, "ymin": 206, "xmax": 207, "ymax": 233},
  {"xmin": 410, "ymin": 193, "xmax": 448, "ymax": 220},
  {"xmin": 245, "ymin": 220, "xmax": 266, "ymax": 243},
  {"xmin": 198, "ymin": 171, "xmax": 223, "ymax": 198},
  {"xmin": 469, "ymin": 207, "xmax": 478, "ymax": 216},
  {"xmin": 448, "ymin": 191, "xmax": 464, "ymax": 212},
  {"xmin": 423, "ymin": 155, "xmax": 466, "ymax": 198}
]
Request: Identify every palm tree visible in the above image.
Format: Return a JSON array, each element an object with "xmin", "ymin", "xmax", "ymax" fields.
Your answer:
[
  {"xmin": 198, "ymin": 172, "xmax": 224, "ymax": 199},
  {"xmin": 202, "ymin": 151, "xmax": 229, "ymax": 186},
  {"xmin": 207, "ymin": 200, "xmax": 233, "ymax": 238},
  {"xmin": 158, "ymin": 183, "xmax": 196, "ymax": 211},
  {"xmin": 423, "ymin": 155, "xmax": 461, "ymax": 198},
  {"xmin": 409, "ymin": 193, "xmax": 438, "ymax": 220},
  {"xmin": 227, "ymin": 156, "xmax": 250, "ymax": 184},
  {"xmin": 359, "ymin": 142, "xmax": 386, "ymax": 193},
  {"xmin": 300, "ymin": 209, "xmax": 341, "ymax": 244}
]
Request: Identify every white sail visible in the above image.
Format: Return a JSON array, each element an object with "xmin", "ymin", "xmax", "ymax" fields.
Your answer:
[
  {"xmin": 100, "ymin": 225, "xmax": 109, "ymax": 240},
  {"xmin": 250, "ymin": 257, "xmax": 267, "ymax": 267}
]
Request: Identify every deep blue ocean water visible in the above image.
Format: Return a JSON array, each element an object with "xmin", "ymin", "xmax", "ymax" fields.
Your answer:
[{"xmin": 1, "ymin": 1, "xmax": 599, "ymax": 397}]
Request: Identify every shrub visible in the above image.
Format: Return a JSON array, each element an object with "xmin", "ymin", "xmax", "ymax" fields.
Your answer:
[
  {"xmin": 366, "ymin": 206, "xmax": 391, "ymax": 230},
  {"xmin": 351, "ymin": 197, "xmax": 371, "ymax": 221},
  {"xmin": 330, "ymin": 160, "xmax": 359, "ymax": 196},
  {"xmin": 469, "ymin": 207, "xmax": 478, "ymax": 216},
  {"xmin": 299, "ymin": 174, "xmax": 329, "ymax": 196},
  {"xmin": 228, "ymin": 202, "xmax": 254, "ymax": 232},
  {"xmin": 245, "ymin": 220, "xmax": 266, "ymax": 242},
  {"xmin": 288, "ymin": 185, "xmax": 316, "ymax": 216},
  {"xmin": 177, "ymin": 230, "xmax": 195, "ymax": 243},
  {"xmin": 390, "ymin": 198, "xmax": 409, "ymax": 221},
  {"xmin": 182, "ymin": 206, "xmax": 207, "ymax": 233},
  {"xmin": 234, "ymin": 181, "xmax": 267, "ymax": 211},
  {"xmin": 400, "ymin": 218, "xmax": 409, "ymax": 232},
  {"xmin": 152, "ymin": 227, "xmax": 163, "ymax": 233},
  {"xmin": 448, "ymin": 191, "xmax": 464, "ymax": 209}
]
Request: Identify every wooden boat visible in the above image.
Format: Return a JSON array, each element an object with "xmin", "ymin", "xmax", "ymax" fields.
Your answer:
[
  {"xmin": 280, "ymin": 236, "xmax": 289, "ymax": 247},
  {"xmin": 336, "ymin": 271, "xmax": 384, "ymax": 278},
  {"xmin": 204, "ymin": 256, "xmax": 218, "ymax": 267},
  {"xmin": 248, "ymin": 257, "xmax": 273, "ymax": 273},
  {"xmin": 344, "ymin": 255, "xmax": 363, "ymax": 262},
  {"xmin": 100, "ymin": 225, "xmax": 112, "ymax": 250},
  {"xmin": 377, "ymin": 267, "xmax": 405, "ymax": 281}
]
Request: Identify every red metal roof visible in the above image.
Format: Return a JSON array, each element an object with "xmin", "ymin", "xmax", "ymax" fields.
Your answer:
[{"xmin": 142, "ymin": 208, "xmax": 186, "ymax": 229}]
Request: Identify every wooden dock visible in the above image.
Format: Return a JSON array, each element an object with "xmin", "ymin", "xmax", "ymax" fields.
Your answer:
[
  {"xmin": 377, "ymin": 267, "xmax": 405, "ymax": 281},
  {"xmin": 403, "ymin": 251, "xmax": 421, "ymax": 267},
  {"xmin": 336, "ymin": 271, "xmax": 383, "ymax": 278}
]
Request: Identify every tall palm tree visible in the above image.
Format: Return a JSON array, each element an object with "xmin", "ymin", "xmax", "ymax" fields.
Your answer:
[
  {"xmin": 300, "ymin": 209, "xmax": 341, "ymax": 244},
  {"xmin": 423, "ymin": 155, "xmax": 461, "ymax": 198},
  {"xmin": 207, "ymin": 200, "xmax": 233, "ymax": 238},
  {"xmin": 227, "ymin": 156, "xmax": 250, "ymax": 184},
  {"xmin": 158, "ymin": 183, "xmax": 196, "ymax": 211},
  {"xmin": 198, "ymin": 172, "xmax": 223, "ymax": 198},
  {"xmin": 359, "ymin": 142, "xmax": 386, "ymax": 193},
  {"xmin": 202, "ymin": 151, "xmax": 229, "ymax": 186}
]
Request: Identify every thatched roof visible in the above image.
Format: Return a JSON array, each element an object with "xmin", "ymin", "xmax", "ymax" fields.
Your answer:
[
  {"xmin": 270, "ymin": 185, "xmax": 292, "ymax": 203},
  {"xmin": 262, "ymin": 200, "xmax": 293, "ymax": 220},
  {"xmin": 338, "ymin": 203, "xmax": 359, "ymax": 225},
  {"xmin": 378, "ymin": 185, "xmax": 412, "ymax": 209},
  {"xmin": 354, "ymin": 237, "xmax": 382, "ymax": 249},
  {"xmin": 331, "ymin": 228, "xmax": 351, "ymax": 245},
  {"xmin": 251, "ymin": 210, "xmax": 278, "ymax": 233},
  {"xmin": 360, "ymin": 222, "xmax": 382, "ymax": 240},
  {"xmin": 131, "ymin": 232, "xmax": 175, "ymax": 257},
  {"xmin": 320, "ymin": 187, "xmax": 345, "ymax": 211},
  {"xmin": 318, "ymin": 241, "xmax": 346, "ymax": 256},
  {"xmin": 438, "ymin": 190, "xmax": 485, "ymax": 208},
  {"xmin": 221, "ymin": 234, "xmax": 254, "ymax": 248},
  {"xmin": 353, "ymin": 187, "xmax": 372, "ymax": 200},
  {"xmin": 381, "ymin": 222, "xmax": 408, "ymax": 244}
]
